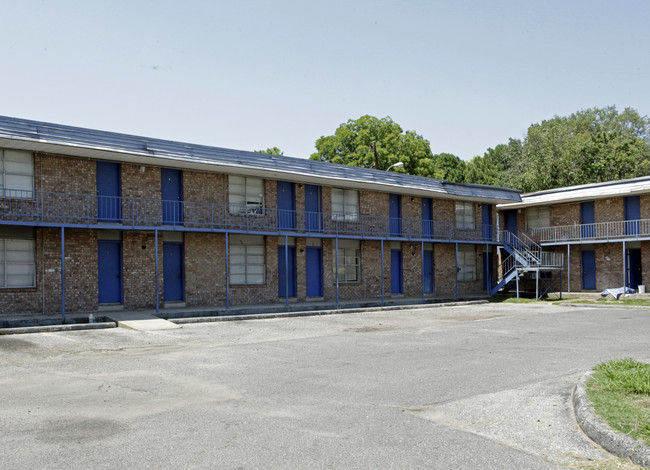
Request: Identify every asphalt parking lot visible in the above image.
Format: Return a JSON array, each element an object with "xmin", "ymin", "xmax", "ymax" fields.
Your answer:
[{"xmin": 1, "ymin": 302, "xmax": 649, "ymax": 469}]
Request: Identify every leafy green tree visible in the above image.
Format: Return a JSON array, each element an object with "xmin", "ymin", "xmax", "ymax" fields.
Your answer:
[
  {"xmin": 310, "ymin": 115, "xmax": 433, "ymax": 175},
  {"xmin": 254, "ymin": 147, "xmax": 284, "ymax": 155},
  {"xmin": 417, "ymin": 153, "xmax": 466, "ymax": 182}
]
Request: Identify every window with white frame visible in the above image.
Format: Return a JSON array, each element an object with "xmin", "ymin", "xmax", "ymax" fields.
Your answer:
[
  {"xmin": 525, "ymin": 206, "xmax": 550, "ymax": 229},
  {"xmin": 229, "ymin": 235, "xmax": 265, "ymax": 285},
  {"xmin": 0, "ymin": 232, "xmax": 36, "ymax": 288},
  {"xmin": 457, "ymin": 245, "xmax": 476, "ymax": 281},
  {"xmin": 331, "ymin": 188, "xmax": 359, "ymax": 222},
  {"xmin": 229, "ymin": 175, "xmax": 264, "ymax": 215},
  {"xmin": 334, "ymin": 239, "xmax": 360, "ymax": 282},
  {"xmin": 0, "ymin": 149, "xmax": 33, "ymax": 197},
  {"xmin": 455, "ymin": 201, "xmax": 475, "ymax": 229}
]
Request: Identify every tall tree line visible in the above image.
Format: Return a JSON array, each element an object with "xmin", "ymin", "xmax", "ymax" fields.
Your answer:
[{"xmin": 308, "ymin": 106, "xmax": 650, "ymax": 193}]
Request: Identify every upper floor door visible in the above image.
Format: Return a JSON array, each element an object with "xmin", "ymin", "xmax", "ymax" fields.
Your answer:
[
  {"xmin": 389, "ymin": 194, "xmax": 402, "ymax": 237},
  {"xmin": 162, "ymin": 168, "xmax": 183, "ymax": 225},
  {"xmin": 504, "ymin": 209, "xmax": 518, "ymax": 235},
  {"xmin": 277, "ymin": 181, "xmax": 296, "ymax": 230},
  {"xmin": 624, "ymin": 196, "xmax": 640, "ymax": 235},
  {"xmin": 482, "ymin": 204, "xmax": 493, "ymax": 241},
  {"xmin": 421, "ymin": 198, "xmax": 432, "ymax": 239},
  {"xmin": 305, "ymin": 184, "xmax": 321, "ymax": 232},
  {"xmin": 580, "ymin": 201, "xmax": 595, "ymax": 238},
  {"xmin": 97, "ymin": 161, "xmax": 121, "ymax": 223}
]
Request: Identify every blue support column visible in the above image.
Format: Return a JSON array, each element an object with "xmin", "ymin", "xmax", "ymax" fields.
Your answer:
[
  {"xmin": 61, "ymin": 227, "xmax": 65, "ymax": 322},
  {"xmin": 623, "ymin": 240, "xmax": 627, "ymax": 287},
  {"xmin": 421, "ymin": 240, "xmax": 425, "ymax": 299},
  {"xmin": 567, "ymin": 245, "xmax": 571, "ymax": 293},
  {"xmin": 455, "ymin": 242, "xmax": 459, "ymax": 299},
  {"xmin": 335, "ymin": 236, "xmax": 339, "ymax": 308},
  {"xmin": 155, "ymin": 229, "xmax": 159, "ymax": 313},
  {"xmin": 225, "ymin": 232, "xmax": 230, "ymax": 310},
  {"xmin": 285, "ymin": 235, "xmax": 289, "ymax": 309},
  {"xmin": 486, "ymin": 243, "xmax": 490, "ymax": 294},
  {"xmin": 381, "ymin": 240, "xmax": 385, "ymax": 303}
]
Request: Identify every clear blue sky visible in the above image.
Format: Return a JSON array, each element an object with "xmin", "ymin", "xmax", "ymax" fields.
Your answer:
[{"xmin": 2, "ymin": 0, "xmax": 648, "ymax": 161}]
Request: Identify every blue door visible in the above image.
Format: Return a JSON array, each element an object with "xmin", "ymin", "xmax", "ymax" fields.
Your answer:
[
  {"xmin": 504, "ymin": 210, "xmax": 518, "ymax": 235},
  {"xmin": 624, "ymin": 196, "xmax": 640, "ymax": 235},
  {"xmin": 305, "ymin": 184, "xmax": 321, "ymax": 233},
  {"xmin": 162, "ymin": 168, "xmax": 183, "ymax": 225},
  {"xmin": 306, "ymin": 246, "xmax": 323, "ymax": 297},
  {"xmin": 277, "ymin": 181, "xmax": 296, "ymax": 230},
  {"xmin": 163, "ymin": 243, "xmax": 184, "ymax": 301},
  {"xmin": 389, "ymin": 194, "xmax": 402, "ymax": 237},
  {"xmin": 581, "ymin": 250, "xmax": 596, "ymax": 290},
  {"xmin": 482, "ymin": 204, "xmax": 493, "ymax": 241},
  {"xmin": 97, "ymin": 161, "xmax": 121, "ymax": 223},
  {"xmin": 626, "ymin": 248, "xmax": 642, "ymax": 289},
  {"xmin": 483, "ymin": 250, "xmax": 494, "ymax": 291},
  {"xmin": 391, "ymin": 249, "xmax": 403, "ymax": 294},
  {"xmin": 581, "ymin": 201, "xmax": 595, "ymax": 238},
  {"xmin": 278, "ymin": 245, "xmax": 296, "ymax": 297},
  {"xmin": 422, "ymin": 198, "xmax": 432, "ymax": 239},
  {"xmin": 98, "ymin": 240, "xmax": 122, "ymax": 303},
  {"xmin": 423, "ymin": 249, "xmax": 434, "ymax": 293}
]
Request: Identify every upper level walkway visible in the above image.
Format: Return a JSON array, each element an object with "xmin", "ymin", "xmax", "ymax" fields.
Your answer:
[
  {"xmin": 528, "ymin": 219, "xmax": 650, "ymax": 245},
  {"xmin": 0, "ymin": 189, "xmax": 498, "ymax": 243}
]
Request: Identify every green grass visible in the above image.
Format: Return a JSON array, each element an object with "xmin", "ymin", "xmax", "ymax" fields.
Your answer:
[
  {"xmin": 586, "ymin": 359, "xmax": 650, "ymax": 446},
  {"xmin": 569, "ymin": 298, "xmax": 650, "ymax": 306}
]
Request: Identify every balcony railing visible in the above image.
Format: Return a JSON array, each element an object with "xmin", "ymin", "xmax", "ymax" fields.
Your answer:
[
  {"xmin": 528, "ymin": 218, "xmax": 650, "ymax": 244},
  {"xmin": 0, "ymin": 189, "xmax": 499, "ymax": 242}
]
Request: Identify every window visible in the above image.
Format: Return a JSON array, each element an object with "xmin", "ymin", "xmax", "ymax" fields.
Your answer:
[
  {"xmin": 334, "ymin": 240, "xmax": 360, "ymax": 282},
  {"xmin": 0, "ymin": 234, "xmax": 36, "ymax": 288},
  {"xmin": 1, "ymin": 149, "xmax": 33, "ymax": 197},
  {"xmin": 455, "ymin": 201, "xmax": 475, "ymax": 229},
  {"xmin": 229, "ymin": 236, "xmax": 265, "ymax": 284},
  {"xmin": 331, "ymin": 188, "xmax": 359, "ymax": 222},
  {"xmin": 229, "ymin": 175, "xmax": 264, "ymax": 215},
  {"xmin": 526, "ymin": 206, "xmax": 550, "ymax": 229},
  {"xmin": 457, "ymin": 245, "xmax": 476, "ymax": 281}
]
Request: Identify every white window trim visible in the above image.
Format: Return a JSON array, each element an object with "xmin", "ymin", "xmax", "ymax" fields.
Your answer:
[
  {"xmin": 334, "ymin": 240, "xmax": 360, "ymax": 283},
  {"xmin": 1, "ymin": 149, "xmax": 34, "ymax": 198},
  {"xmin": 229, "ymin": 175, "xmax": 265, "ymax": 215},
  {"xmin": 525, "ymin": 206, "xmax": 550, "ymax": 230},
  {"xmin": 331, "ymin": 188, "xmax": 359, "ymax": 222},
  {"xmin": 229, "ymin": 236, "xmax": 265, "ymax": 285},
  {"xmin": 455, "ymin": 201, "xmax": 475, "ymax": 230},
  {"xmin": 457, "ymin": 245, "xmax": 476, "ymax": 282},
  {"xmin": 0, "ymin": 237, "xmax": 36, "ymax": 288}
]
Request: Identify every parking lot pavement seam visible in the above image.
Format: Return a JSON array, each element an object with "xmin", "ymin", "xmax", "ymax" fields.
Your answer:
[{"xmin": 573, "ymin": 371, "xmax": 650, "ymax": 467}]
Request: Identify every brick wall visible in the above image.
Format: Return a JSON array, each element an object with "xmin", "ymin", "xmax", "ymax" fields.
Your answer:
[
  {"xmin": 184, "ymin": 232, "xmax": 225, "ymax": 307},
  {"xmin": 594, "ymin": 198, "xmax": 623, "ymax": 224},
  {"xmin": 551, "ymin": 203, "xmax": 580, "ymax": 226},
  {"xmin": 123, "ymin": 231, "xmax": 160, "ymax": 309},
  {"xmin": 35, "ymin": 153, "xmax": 96, "ymax": 194},
  {"xmin": 360, "ymin": 190, "xmax": 388, "ymax": 216}
]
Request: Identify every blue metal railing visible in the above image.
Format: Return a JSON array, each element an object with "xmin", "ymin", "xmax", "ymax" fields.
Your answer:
[
  {"xmin": 527, "ymin": 218, "xmax": 650, "ymax": 243},
  {"xmin": 0, "ymin": 189, "xmax": 497, "ymax": 242}
]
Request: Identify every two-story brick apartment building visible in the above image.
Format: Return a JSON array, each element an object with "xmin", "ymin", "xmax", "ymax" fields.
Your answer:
[
  {"xmin": 497, "ymin": 177, "xmax": 650, "ymax": 293},
  {"xmin": 0, "ymin": 116, "xmax": 521, "ymax": 316}
]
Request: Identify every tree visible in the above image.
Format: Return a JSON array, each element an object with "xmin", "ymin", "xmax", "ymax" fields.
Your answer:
[
  {"xmin": 417, "ymin": 153, "xmax": 466, "ymax": 182},
  {"xmin": 254, "ymin": 147, "xmax": 284, "ymax": 155},
  {"xmin": 310, "ymin": 115, "xmax": 433, "ymax": 175}
]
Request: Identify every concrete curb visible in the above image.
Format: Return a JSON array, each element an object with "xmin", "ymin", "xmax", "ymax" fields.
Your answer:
[
  {"xmin": 573, "ymin": 371, "xmax": 650, "ymax": 467},
  {"xmin": 170, "ymin": 300, "xmax": 488, "ymax": 324},
  {"xmin": 562, "ymin": 302, "xmax": 650, "ymax": 310},
  {"xmin": 0, "ymin": 322, "xmax": 117, "ymax": 336}
]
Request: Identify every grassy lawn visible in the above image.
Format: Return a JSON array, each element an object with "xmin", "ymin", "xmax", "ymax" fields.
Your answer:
[
  {"xmin": 586, "ymin": 359, "xmax": 650, "ymax": 447},
  {"xmin": 568, "ymin": 298, "xmax": 650, "ymax": 307}
]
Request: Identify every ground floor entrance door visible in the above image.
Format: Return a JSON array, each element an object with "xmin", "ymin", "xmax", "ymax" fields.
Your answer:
[
  {"xmin": 306, "ymin": 246, "xmax": 323, "ymax": 297},
  {"xmin": 391, "ymin": 249, "xmax": 403, "ymax": 294},
  {"xmin": 626, "ymin": 248, "xmax": 642, "ymax": 289},
  {"xmin": 163, "ymin": 242, "xmax": 184, "ymax": 301},
  {"xmin": 98, "ymin": 240, "xmax": 122, "ymax": 303},
  {"xmin": 278, "ymin": 245, "xmax": 296, "ymax": 298},
  {"xmin": 581, "ymin": 250, "xmax": 596, "ymax": 290},
  {"xmin": 423, "ymin": 249, "xmax": 434, "ymax": 293}
]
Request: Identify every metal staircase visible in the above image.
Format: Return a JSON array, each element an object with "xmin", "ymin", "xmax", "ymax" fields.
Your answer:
[{"xmin": 490, "ymin": 231, "xmax": 564, "ymax": 298}]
